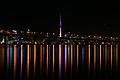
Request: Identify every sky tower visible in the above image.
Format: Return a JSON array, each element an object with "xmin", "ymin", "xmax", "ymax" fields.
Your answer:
[{"xmin": 59, "ymin": 12, "xmax": 62, "ymax": 37}]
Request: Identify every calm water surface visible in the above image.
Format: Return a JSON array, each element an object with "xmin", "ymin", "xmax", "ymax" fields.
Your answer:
[{"xmin": 0, "ymin": 43, "xmax": 120, "ymax": 80}]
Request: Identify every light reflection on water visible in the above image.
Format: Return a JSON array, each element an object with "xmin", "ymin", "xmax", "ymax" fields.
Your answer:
[
  {"xmin": 40, "ymin": 44, "xmax": 42, "ymax": 72},
  {"xmin": 94, "ymin": 45, "xmax": 96, "ymax": 71},
  {"xmin": 46, "ymin": 44, "xmax": 48, "ymax": 76},
  {"xmin": 71, "ymin": 44, "xmax": 73, "ymax": 78},
  {"xmin": 88, "ymin": 44, "xmax": 90, "ymax": 71},
  {"xmin": 116, "ymin": 45, "xmax": 118, "ymax": 71},
  {"xmin": 27, "ymin": 44, "xmax": 30, "ymax": 80},
  {"xmin": 59, "ymin": 44, "xmax": 62, "ymax": 80},
  {"xmin": 77, "ymin": 45, "xmax": 79, "ymax": 71},
  {"xmin": 64, "ymin": 45, "xmax": 67, "ymax": 73},
  {"xmin": 34, "ymin": 44, "xmax": 36, "ymax": 79},
  {"xmin": 0, "ymin": 43, "xmax": 119, "ymax": 80},
  {"xmin": 100, "ymin": 44, "xmax": 102, "ymax": 70},
  {"xmin": 13, "ymin": 44, "xmax": 17, "ymax": 79},
  {"xmin": 20, "ymin": 44, "xmax": 23, "ymax": 80},
  {"xmin": 7, "ymin": 45, "xmax": 10, "ymax": 73}
]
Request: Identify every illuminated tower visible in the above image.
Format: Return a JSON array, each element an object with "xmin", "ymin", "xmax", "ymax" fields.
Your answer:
[{"xmin": 59, "ymin": 12, "xmax": 62, "ymax": 37}]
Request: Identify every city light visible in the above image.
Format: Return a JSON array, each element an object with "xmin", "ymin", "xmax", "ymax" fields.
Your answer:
[{"xmin": 0, "ymin": 14, "xmax": 120, "ymax": 80}]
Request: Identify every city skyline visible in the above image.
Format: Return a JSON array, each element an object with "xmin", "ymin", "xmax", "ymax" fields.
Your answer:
[{"xmin": 0, "ymin": 2, "xmax": 120, "ymax": 33}]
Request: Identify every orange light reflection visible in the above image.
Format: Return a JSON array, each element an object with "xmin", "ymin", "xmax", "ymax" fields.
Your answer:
[
  {"xmin": 88, "ymin": 45, "xmax": 90, "ymax": 70},
  {"xmin": 14, "ymin": 44, "xmax": 17, "ymax": 79},
  {"xmin": 34, "ymin": 44, "xmax": 36, "ymax": 77},
  {"xmin": 94, "ymin": 45, "xmax": 96, "ymax": 70},
  {"xmin": 59, "ymin": 44, "xmax": 61, "ymax": 80},
  {"xmin": 116, "ymin": 45, "xmax": 118, "ymax": 71},
  {"xmin": 40, "ymin": 45, "xmax": 42, "ymax": 71},
  {"xmin": 27, "ymin": 44, "xmax": 30, "ymax": 79}
]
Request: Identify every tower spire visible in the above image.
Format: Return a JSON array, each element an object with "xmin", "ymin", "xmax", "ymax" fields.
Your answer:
[
  {"xmin": 59, "ymin": 11, "xmax": 62, "ymax": 37},
  {"xmin": 59, "ymin": 12, "xmax": 62, "ymax": 27}
]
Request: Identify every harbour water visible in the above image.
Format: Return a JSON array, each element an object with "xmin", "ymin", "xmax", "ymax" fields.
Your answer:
[{"xmin": 0, "ymin": 42, "xmax": 120, "ymax": 80}]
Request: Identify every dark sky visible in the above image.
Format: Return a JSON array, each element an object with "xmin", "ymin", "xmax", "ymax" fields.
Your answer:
[{"xmin": 0, "ymin": 1, "xmax": 120, "ymax": 33}]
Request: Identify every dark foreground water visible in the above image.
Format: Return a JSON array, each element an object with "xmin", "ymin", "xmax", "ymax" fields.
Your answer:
[{"xmin": 0, "ymin": 43, "xmax": 120, "ymax": 80}]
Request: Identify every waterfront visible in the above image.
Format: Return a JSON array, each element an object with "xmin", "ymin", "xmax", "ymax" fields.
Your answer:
[{"xmin": 0, "ymin": 42, "xmax": 120, "ymax": 80}]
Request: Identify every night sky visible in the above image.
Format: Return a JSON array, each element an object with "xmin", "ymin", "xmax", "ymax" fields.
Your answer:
[{"xmin": 0, "ymin": 1, "xmax": 120, "ymax": 33}]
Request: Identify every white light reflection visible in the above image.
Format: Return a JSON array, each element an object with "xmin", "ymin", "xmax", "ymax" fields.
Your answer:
[
  {"xmin": 53, "ymin": 45, "xmax": 55, "ymax": 73},
  {"xmin": 100, "ymin": 45, "xmax": 102, "ymax": 70},
  {"xmin": 110, "ymin": 45, "xmax": 112, "ymax": 71}
]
